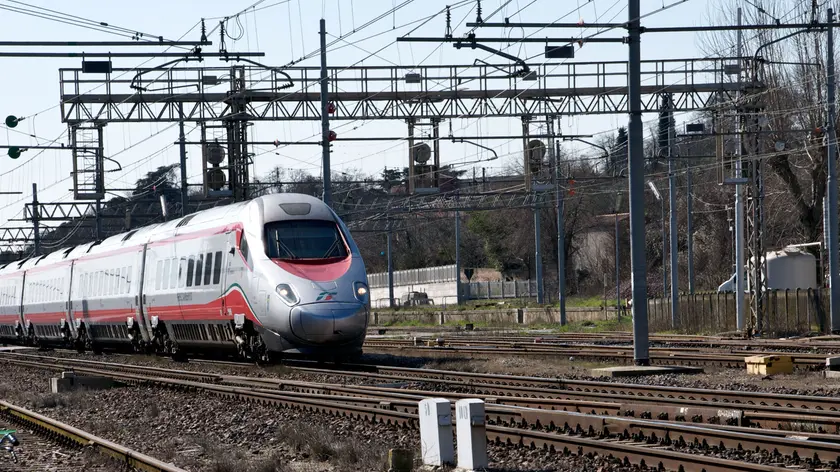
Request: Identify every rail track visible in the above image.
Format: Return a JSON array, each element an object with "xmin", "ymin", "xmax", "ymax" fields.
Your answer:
[
  {"xmin": 369, "ymin": 329, "xmax": 840, "ymax": 351},
  {"xmin": 362, "ymin": 338, "xmax": 829, "ymax": 368},
  {"xmin": 0, "ymin": 399, "xmax": 185, "ymax": 472},
  {"xmin": 4, "ymin": 352, "xmax": 840, "ymax": 470}
]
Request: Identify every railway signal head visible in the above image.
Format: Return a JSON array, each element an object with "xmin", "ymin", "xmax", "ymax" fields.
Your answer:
[
  {"xmin": 4, "ymin": 115, "xmax": 19, "ymax": 128},
  {"xmin": 8, "ymin": 147, "xmax": 22, "ymax": 159}
]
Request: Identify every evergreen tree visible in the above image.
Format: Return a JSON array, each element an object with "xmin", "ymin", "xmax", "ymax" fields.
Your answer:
[
  {"xmin": 653, "ymin": 95, "xmax": 674, "ymax": 172},
  {"xmin": 610, "ymin": 127, "xmax": 628, "ymax": 176}
]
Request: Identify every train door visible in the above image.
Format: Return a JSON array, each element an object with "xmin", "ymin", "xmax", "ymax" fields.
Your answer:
[
  {"xmin": 142, "ymin": 242, "xmax": 183, "ymax": 336},
  {"xmin": 63, "ymin": 264, "xmax": 76, "ymax": 340},
  {"xmin": 221, "ymin": 231, "xmax": 235, "ymax": 319},
  {"xmin": 130, "ymin": 246, "xmax": 150, "ymax": 344}
]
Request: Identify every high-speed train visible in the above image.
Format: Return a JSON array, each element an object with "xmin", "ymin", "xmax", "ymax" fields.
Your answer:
[{"xmin": 0, "ymin": 193, "xmax": 369, "ymax": 361}]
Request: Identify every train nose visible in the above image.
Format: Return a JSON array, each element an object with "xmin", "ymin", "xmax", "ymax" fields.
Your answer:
[{"xmin": 290, "ymin": 302, "xmax": 367, "ymax": 343}]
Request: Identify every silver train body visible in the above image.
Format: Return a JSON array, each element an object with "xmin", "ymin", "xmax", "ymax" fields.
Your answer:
[{"xmin": 0, "ymin": 194, "xmax": 369, "ymax": 359}]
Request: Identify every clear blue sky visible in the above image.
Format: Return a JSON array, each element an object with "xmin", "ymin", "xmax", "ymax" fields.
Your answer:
[{"xmin": 0, "ymin": 0, "xmax": 745, "ymax": 231}]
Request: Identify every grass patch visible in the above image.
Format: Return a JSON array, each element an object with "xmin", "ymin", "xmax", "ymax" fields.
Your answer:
[
  {"xmin": 31, "ymin": 391, "xmax": 85, "ymax": 409},
  {"xmin": 551, "ymin": 317, "xmax": 634, "ymax": 333},
  {"xmin": 277, "ymin": 422, "xmax": 388, "ymax": 471},
  {"xmin": 565, "ymin": 295, "xmax": 626, "ymax": 308}
]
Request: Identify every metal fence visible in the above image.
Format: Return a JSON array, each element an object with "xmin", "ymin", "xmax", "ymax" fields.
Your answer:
[
  {"xmin": 647, "ymin": 288, "xmax": 828, "ymax": 336},
  {"xmin": 463, "ymin": 280, "xmax": 539, "ymax": 300},
  {"xmin": 368, "ymin": 264, "xmax": 457, "ymax": 288}
]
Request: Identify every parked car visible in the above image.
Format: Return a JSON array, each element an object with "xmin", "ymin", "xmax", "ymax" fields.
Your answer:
[{"xmin": 401, "ymin": 291, "xmax": 432, "ymax": 306}]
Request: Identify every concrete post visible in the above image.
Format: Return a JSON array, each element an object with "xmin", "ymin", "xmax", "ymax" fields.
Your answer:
[
  {"xmin": 455, "ymin": 399, "xmax": 487, "ymax": 470},
  {"xmin": 418, "ymin": 398, "xmax": 454, "ymax": 466}
]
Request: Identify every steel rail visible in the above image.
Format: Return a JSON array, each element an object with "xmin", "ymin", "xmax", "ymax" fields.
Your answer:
[
  {"xmin": 398, "ymin": 332, "xmax": 840, "ymax": 351},
  {"xmin": 0, "ymin": 400, "xmax": 186, "ymax": 472},
  {"xmin": 285, "ymin": 363, "xmax": 840, "ymax": 411},
  {"xmin": 361, "ymin": 341, "xmax": 826, "ymax": 368},
  {"xmin": 366, "ymin": 337, "xmax": 832, "ymax": 363},
  {"xmin": 372, "ymin": 329, "xmax": 840, "ymax": 350}
]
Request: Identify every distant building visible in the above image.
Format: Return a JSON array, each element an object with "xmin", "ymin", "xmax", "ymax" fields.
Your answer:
[{"xmin": 573, "ymin": 212, "xmax": 629, "ymax": 290}]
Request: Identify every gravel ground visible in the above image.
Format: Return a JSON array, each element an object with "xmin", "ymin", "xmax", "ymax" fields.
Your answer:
[
  {"xmin": 0, "ymin": 363, "xmax": 659, "ymax": 471},
  {"xmin": 0, "ymin": 426, "xmax": 115, "ymax": 472}
]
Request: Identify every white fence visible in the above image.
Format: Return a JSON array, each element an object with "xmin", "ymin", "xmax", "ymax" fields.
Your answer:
[{"xmin": 368, "ymin": 264, "xmax": 458, "ymax": 288}]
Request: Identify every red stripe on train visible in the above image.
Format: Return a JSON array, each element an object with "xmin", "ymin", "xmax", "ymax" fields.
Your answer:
[{"xmin": 24, "ymin": 289, "xmax": 259, "ymax": 326}]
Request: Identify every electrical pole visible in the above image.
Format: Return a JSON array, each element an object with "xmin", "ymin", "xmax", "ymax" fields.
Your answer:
[
  {"xmin": 687, "ymin": 168, "xmax": 695, "ymax": 294},
  {"xmin": 387, "ymin": 215, "xmax": 395, "ymax": 308},
  {"xmin": 31, "ymin": 183, "xmax": 40, "ymax": 257},
  {"xmin": 735, "ymin": 6, "xmax": 746, "ymax": 332},
  {"xmin": 534, "ymin": 192, "xmax": 544, "ymax": 304},
  {"xmin": 555, "ymin": 141, "xmax": 566, "ymax": 324},
  {"xmin": 668, "ymin": 94, "xmax": 679, "ymax": 328},
  {"xmin": 319, "ymin": 18, "xmax": 332, "ymax": 207},
  {"xmin": 95, "ymin": 199, "xmax": 103, "ymax": 242},
  {"xmin": 826, "ymin": 8, "xmax": 840, "ymax": 332},
  {"xmin": 615, "ymin": 192, "xmax": 622, "ymax": 319},
  {"xmin": 455, "ymin": 196, "xmax": 462, "ymax": 305},
  {"xmin": 661, "ymin": 194, "xmax": 666, "ymax": 301},
  {"xmin": 628, "ymin": 0, "xmax": 650, "ymax": 365},
  {"xmin": 178, "ymin": 103, "xmax": 188, "ymax": 217}
]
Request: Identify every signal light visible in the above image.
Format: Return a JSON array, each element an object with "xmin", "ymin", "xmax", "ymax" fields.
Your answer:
[
  {"xmin": 327, "ymin": 102, "xmax": 336, "ymax": 114},
  {"xmin": 5, "ymin": 115, "xmax": 19, "ymax": 128},
  {"xmin": 567, "ymin": 178, "xmax": 576, "ymax": 196},
  {"xmin": 8, "ymin": 147, "xmax": 23, "ymax": 159},
  {"xmin": 328, "ymin": 130, "xmax": 337, "ymax": 142}
]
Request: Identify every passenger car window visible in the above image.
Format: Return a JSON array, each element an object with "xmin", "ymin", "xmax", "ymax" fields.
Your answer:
[
  {"xmin": 213, "ymin": 251, "xmax": 222, "ymax": 284},
  {"xmin": 203, "ymin": 253, "xmax": 213, "ymax": 285}
]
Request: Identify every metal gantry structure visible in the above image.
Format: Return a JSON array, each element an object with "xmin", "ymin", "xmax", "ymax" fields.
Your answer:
[{"xmin": 1, "ymin": 55, "xmax": 738, "ymax": 258}]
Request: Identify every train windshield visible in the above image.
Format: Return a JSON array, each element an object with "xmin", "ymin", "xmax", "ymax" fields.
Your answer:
[{"xmin": 265, "ymin": 220, "xmax": 349, "ymax": 260}]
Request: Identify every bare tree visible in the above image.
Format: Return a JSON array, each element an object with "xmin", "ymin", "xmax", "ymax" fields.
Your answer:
[{"xmin": 702, "ymin": 0, "xmax": 830, "ymax": 246}]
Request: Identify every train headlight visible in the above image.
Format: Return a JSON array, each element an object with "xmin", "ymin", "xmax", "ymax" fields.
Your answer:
[
  {"xmin": 276, "ymin": 284, "xmax": 299, "ymax": 306},
  {"xmin": 353, "ymin": 281, "xmax": 369, "ymax": 303}
]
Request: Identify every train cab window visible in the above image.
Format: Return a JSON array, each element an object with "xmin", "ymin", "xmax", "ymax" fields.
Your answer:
[
  {"xmin": 186, "ymin": 257, "xmax": 195, "ymax": 287},
  {"xmin": 264, "ymin": 220, "xmax": 348, "ymax": 260},
  {"xmin": 194, "ymin": 255, "xmax": 204, "ymax": 287},
  {"xmin": 203, "ymin": 253, "xmax": 213, "ymax": 285},
  {"xmin": 213, "ymin": 251, "xmax": 222, "ymax": 284}
]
